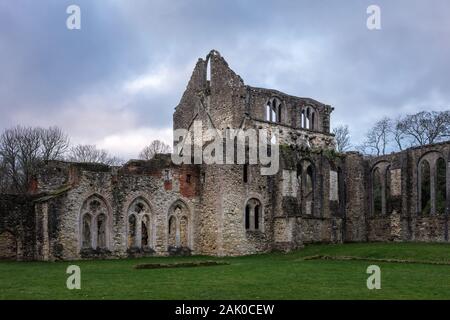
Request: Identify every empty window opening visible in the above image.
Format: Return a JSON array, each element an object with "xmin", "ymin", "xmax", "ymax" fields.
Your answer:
[
  {"xmin": 80, "ymin": 196, "xmax": 110, "ymax": 251},
  {"xmin": 373, "ymin": 168, "xmax": 382, "ymax": 215},
  {"xmin": 244, "ymin": 198, "xmax": 262, "ymax": 231},
  {"xmin": 245, "ymin": 205, "xmax": 250, "ymax": 230},
  {"xmin": 436, "ymin": 158, "xmax": 446, "ymax": 214},
  {"xmin": 254, "ymin": 205, "xmax": 260, "ymax": 230},
  {"xmin": 206, "ymin": 57, "xmax": 211, "ymax": 82},
  {"xmin": 243, "ymin": 164, "xmax": 249, "ymax": 183},
  {"xmin": 265, "ymin": 97, "xmax": 282, "ymax": 123},
  {"xmin": 420, "ymin": 160, "xmax": 431, "ymax": 214}
]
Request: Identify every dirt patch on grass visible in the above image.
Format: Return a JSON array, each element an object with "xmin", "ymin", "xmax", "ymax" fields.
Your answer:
[
  {"xmin": 299, "ymin": 255, "xmax": 450, "ymax": 266},
  {"xmin": 134, "ymin": 261, "xmax": 229, "ymax": 269}
]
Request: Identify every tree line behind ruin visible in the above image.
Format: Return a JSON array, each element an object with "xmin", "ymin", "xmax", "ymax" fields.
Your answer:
[
  {"xmin": 333, "ymin": 110, "xmax": 450, "ymax": 155},
  {"xmin": 0, "ymin": 126, "xmax": 171, "ymax": 194}
]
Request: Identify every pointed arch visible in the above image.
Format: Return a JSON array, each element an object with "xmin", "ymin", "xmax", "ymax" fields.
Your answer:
[
  {"xmin": 297, "ymin": 159, "xmax": 315, "ymax": 215},
  {"xmin": 126, "ymin": 196, "xmax": 154, "ymax": 249},
  {"xmin": 417, "ymin": 151, "xmax": 446, "ymax": 215},
  {"xmin": 79, "ymin": 194, "xmax": 111, "ymax": 251},
  {"xmin": 265, "ymin": 97, "xmax": 283, "ymax": 123},
  {"xmin": 244, "ymin": 197, "xmax": 263, "ymax": 231},
  {"xmin": 168, "ymin": 199, "xmax": 192, "ymax": 249}
]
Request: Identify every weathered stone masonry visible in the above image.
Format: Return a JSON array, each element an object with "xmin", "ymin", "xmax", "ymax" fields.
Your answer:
[{"xmin": 1, "ymin": 50, "xmax": 449, "ymax": 261}]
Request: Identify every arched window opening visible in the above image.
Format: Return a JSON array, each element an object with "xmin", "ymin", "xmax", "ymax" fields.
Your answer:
[
  {"xmin": 265, "ymin": 98, "xmax": 282, "ymax": 123},
  {"xmin": 79, "ymin": 195, "xmax": 110, "ymax": 251},
  {"xmin": 82, "ymin": 214, "xmax": 92, "ymax": 248},
  {"xmin": 127, "ymin": 198, "xmax": 153, "ymax": 250},
  {"xmin": 311, "ymin": 112, "xmax": 315, "ymax": 130},
  {"xmin": 168, "ymin": 201, "xmax": 190, "ymax": 249},
  {"xmin": 373, "ymin": 168, "xmax": 382, "ymax": 215},
  {"xmin": 244, "ymin": 198, "xmax": 262, "ymax": 231},
  {"xmin": 436, "ymin": 158, "xmax": 446, "ymax": 214},
  {"xmin": 420, "ymin": 160, "xmax": 431, "ymax": 214},
  {"xmin": 298, "ymin": 160, "xmax": 315, "ymax": 215}
]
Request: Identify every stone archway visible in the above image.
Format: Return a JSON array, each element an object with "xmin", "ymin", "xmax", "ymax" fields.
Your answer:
[{"xmin": 168, "ymin": 200, "xmax": 191, "ymax": 250}]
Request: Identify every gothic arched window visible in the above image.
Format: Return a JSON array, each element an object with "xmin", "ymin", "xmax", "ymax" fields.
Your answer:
[{"xmin": 244, "ymin": 198, "xmax": 262, "ymax": 231}]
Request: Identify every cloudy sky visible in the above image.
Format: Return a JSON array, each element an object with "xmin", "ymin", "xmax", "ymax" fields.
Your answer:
[{"xmin": 1, "ymin": 0, "xmax": 449, "ymax": 159}]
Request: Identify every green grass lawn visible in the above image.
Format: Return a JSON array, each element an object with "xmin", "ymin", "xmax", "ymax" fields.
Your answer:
[{"xmin": 1, "ymin": 243, "xmax": 449, "ymax": 300}]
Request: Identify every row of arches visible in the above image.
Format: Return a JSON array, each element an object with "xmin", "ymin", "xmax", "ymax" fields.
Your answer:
[
  {"xmin": 264, "ymin": 97, "xmax": 318, "ymax": 130},
  {"xmin": 79, "ymin": 195, "xmax": 191, "ymax": 251},
  {"xmin": 371, "ymin": 152, "xmax": 448, "ymax": 215},
  {"xmin": 419, "ymin": 154, "xmax": 446, "ymax": 215}
]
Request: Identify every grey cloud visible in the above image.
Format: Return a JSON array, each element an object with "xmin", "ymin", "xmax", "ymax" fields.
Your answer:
[{"xmin": 0, "ymin": 0, "xmax": 449, "ymax": 156}]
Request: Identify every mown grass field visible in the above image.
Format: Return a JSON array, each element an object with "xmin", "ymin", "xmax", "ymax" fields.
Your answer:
[{"xmin": 1, "ymin": 243, "xmax": 449, "ymax": 300}]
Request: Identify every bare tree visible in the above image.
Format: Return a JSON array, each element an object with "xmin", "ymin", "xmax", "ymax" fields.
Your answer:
[
  {"xmin": 40, "ymin": 126, "xmax": 70, "ymax": 161},
  {"xmin": 360, "ymin": 117, "xmax": 391, "ymax": 156},
  {"xmin": 390, "ymin": 116, "xmax": 407, "ymax": 151},
  {"xmin": 332, "ymin": 125, "xmax": 351, "ymax": 153},
  {"xmin": 397, "ymin": 111, "xmax": 450, "ymax": 147},
  {"xmin": 0, "ymin": 125, "xmax": 70, "ymax": 193},
  {"xmin": 139, "ymin": 140, "xmax": 171, "ymax": 160},
  {"xmin": 68, "ymin": 144, "xmax": 122, "ymax": 165}
]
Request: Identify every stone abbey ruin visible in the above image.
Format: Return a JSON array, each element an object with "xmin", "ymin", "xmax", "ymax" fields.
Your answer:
[{"xmin": 1, "ymin": 50, "xmax": 449, "ymax": 261}]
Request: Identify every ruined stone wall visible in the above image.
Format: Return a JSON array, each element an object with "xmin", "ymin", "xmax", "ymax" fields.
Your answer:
[
  {"xmin": 363, "ymin": 142, "xmax": 450, "ymax": 243},
  {"xmin": 247, "ymin": 87, "xmax": 333, "ymax": 134},
  {"xmin": 32, "ymin": 157, "xmax": 200, "ymax": 261},
  {"xmin": 271, "ymin": 147, "xmax": 346, "ymax": 250},
  {"xmin": 0, "ymin": 195, "xmax": 36, "ymax": 260},
  {"xmin": 342, "ymin": 152, "xmax": 368, "ymax": 242}
]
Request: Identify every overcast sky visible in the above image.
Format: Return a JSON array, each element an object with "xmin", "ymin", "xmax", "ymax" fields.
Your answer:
[{"xmin": 1, "ymin": 0, "xmax": 449, "ymax": 159}]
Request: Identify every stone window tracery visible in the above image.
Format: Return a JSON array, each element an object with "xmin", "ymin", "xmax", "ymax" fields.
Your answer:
[
  {"xmin": 418, "ymin": 152, "xmax": 447, "ymax": 215},
  {"xmin": 265, "ymin": 97, "xmax": 282, "ymax": 123},
  {"xmin": 168, "ymin": 201, "xmax": 190, "ymax": 248},
  {"xmin": 127, "ymin": 198, "xmax": 152, "ymax": 249},
  {"xmin": 79, "ymin": 195, "xmax": 110, "ymax": 250}
]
